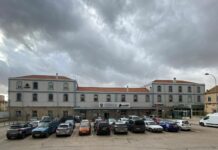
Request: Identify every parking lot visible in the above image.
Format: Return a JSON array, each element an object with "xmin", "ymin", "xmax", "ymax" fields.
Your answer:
[{"xmin": 0, "ymin": 122, "xmax": 218, "ymax": 150}]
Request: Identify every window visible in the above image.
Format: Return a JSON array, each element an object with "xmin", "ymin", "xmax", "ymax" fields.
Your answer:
[
  {"xmin": 32, "ymin": 110, "xmax": 37, "ymax": 117},
  {"xmin": 48, "ymin": 110, "xmax": 53, "ymax": 117},
  {"xmin": 197, "ymin": 96, "xmax": 201, "ymax": 102},
  {"xmin": 179, "ymin": 95, "xmax": 183, "ymax": 102},
  {"xmin": 188, "ymin": 86, "xmax": 192, "ymax": 93},
  {"xmin": 94, "ymin": 94, "xmax": 98, "ymax": 102},
  {"xmin": 33, "ymin": 82, "xmax": 38, "ymax": 90},
  {"xmin": 133, "ymin": 95, "xmax": 138, "ymax": 102},
  {"xmin": 157, "ymin": 86, "xmax": 162, "ymax": 92},
  {"xmin": 157, "ymin": 95, "xmax": 161, "ymax": 102},
  {"xmin": 146, "ymin": 95, "xmax": 150, "ymax": 102},
  {"xmin": 178, "ymin": 86, "xmax": 182, "ymax": 92},
  {"xmin": 32, "ymin": 93, "xmax": 38, "ymax": 102},
  {"xmin": 197, "ymin": 87, "xmax": 201, "ymax": 93},
  {"xmin": 63, "ymin": 82, "xmax": 69, "ymax": 90},
  {"xmin": 48, "ymin": 81, "xmax": 54, "ymax": 90},
  {"xmin": 107, "ymin": 94, "xmax": 111, "ymax": 102},
  {"xmin": 15, "ymin": 111, "xmax": 21, "ymax": 117},
  {"xmin": 16, "ymin": 81, "xmax": 22, "ymax": 89},
  {"xmin": 16, "ymin": 93, "xmax": 22, "ymax": 101},
  {"xmin": 63, "ymin": 94, "xmax": 68, "ymax": 102},
  {"xmin": 80, "ymin": 94, "xmax": 85, "ymax": 102},
  {"xmin": 169, "ymin": 95, "xmax": 173, "ymax": 102},
  {"xmin": 208, "ymin": 97, "xmax": 211, "ymax": 102},
  {"xmin": 169, "ymin": 86, "xmax": 173, "ymax": 92},
  {"xmin": 121, "ymin": 94, "xmax": 126, "ymax": 102},
  {"xmin": 63, "ymin": 111, "xmax": 68, "ymax": 117},
  {"xmin": 48, "ymin": 94, "xmax": 53, "ymax": 102}
]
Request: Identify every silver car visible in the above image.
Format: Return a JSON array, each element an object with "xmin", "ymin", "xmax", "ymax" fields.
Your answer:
[
  {"xmin": 144, "ymin": 121, "xmax": 163, "ymax": 132},
  {"xmin": 175, "ymin": 120, "xmax": 191, "ymax": 131},
  {"xmin": 56, "ymin": 123, "xmax": 73, "ymax": 137},
  {"xmin": 113, "ymin": 121, "xmax": 128, "ymax": 134}
]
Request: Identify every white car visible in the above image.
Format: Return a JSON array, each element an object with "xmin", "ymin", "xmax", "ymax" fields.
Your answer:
[
  {"xmin": 119, "ymin": 117, "xmax": 129, "ymax": 124},
  {"xmin": 176, "ymin": 120, "xmax": 191, "ymax": 131},
  {"xmin": 108, "ymin": 118, "xmax": 116, "ymax": 125},
  {"xmin": 144, "ymin": 121, "xmax": 163, "ymax": 132}
]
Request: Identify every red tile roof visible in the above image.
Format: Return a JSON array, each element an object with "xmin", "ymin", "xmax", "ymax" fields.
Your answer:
[
  {"xmin": 78, "ymin": 87, "xmax": 149, "ymax": 93},
  {"xmin": 205, "ymin": 85, "xmax": 218, "ymax": 94},
  {"xmin": 14, "ymin": 75, "xmax": 73, "ymax": 81},
  {"xmin": 153, "ymin": 80, "xmax": 194, "ymax": 84}
]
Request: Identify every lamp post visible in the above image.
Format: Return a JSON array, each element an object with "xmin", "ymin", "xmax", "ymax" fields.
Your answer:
[{"xmin": 205, "ymin": 73, "xmax": 217, "ymax": 112}]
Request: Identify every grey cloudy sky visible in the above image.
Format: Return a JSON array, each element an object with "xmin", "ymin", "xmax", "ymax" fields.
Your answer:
[{"xmin": 0, "ymin": 0, "xmax": 218, "ymax": 99}]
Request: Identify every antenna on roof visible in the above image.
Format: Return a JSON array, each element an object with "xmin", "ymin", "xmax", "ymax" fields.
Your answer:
[{"xmin": 56, "ymin": 73, "xmax": 58, "ymax": 79}]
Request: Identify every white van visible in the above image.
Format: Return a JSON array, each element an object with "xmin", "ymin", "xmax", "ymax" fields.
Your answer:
[{"xmin": 199, "ymin": 113, "xmax": 218, "ymax": 127}]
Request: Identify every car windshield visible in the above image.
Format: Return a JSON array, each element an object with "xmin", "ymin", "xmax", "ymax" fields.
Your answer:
[
  {"xmin": 135, "ymin": 120, "xmax": 144, "ymax": 125},
  {"xmin": 109, "ymin": 119, "xmax": 116, "ymax": 122},
  {"xmin": 59, "ymin": 125, "xmax": 68, "ymax": 128},
  {"xmin": 10, "ymin": 125, "xmax": 23, "ymax": 129},
  {"xmin": 147, "ymin": 122, "xmax": 156, "ymax": 125},
  {"xmin": 182, "ymin": 121, "xmax": 189, "ymax": 124},
  {"xmin": 38, "ymin": 122, "xmax": 49, "ymax": 128},
  {"xmin": 80, "ymin": 123, "xmax": 89, "ymax": 127}
]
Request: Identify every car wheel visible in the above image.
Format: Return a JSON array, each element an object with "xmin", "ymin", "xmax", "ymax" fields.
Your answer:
[
  {"xmin": 21, "ymin": 133, "xmax": 25, "ymax": 139},
  {"xmin": 199, "ymin": 122, "xmax": 205, "ymax": 126},
  {"xmin": 7, "ymin": 136, "xmax": 11, "ymax": 140},
  {"xmin": 45, "ymin": 133, "xmax": 49, "ymax": 138}
]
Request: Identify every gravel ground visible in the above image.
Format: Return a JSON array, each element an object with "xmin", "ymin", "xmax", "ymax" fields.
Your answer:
[{"xmin": 0, "ymin": 122, "xmax": 218, "ymax": 150}]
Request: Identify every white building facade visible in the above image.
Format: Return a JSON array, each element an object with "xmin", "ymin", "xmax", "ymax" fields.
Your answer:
[{"xmin": 8, "ymin": 75, "xmax": 205, "ymax": 120}]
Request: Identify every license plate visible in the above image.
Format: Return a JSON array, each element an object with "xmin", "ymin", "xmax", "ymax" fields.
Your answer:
[
  {"xmin": 136, "ymin": 128, "xmax": 140, "ymax": 130},
  {"xmin": 34, "ymin": 134, "xmax": 40, "ymax": 137}
]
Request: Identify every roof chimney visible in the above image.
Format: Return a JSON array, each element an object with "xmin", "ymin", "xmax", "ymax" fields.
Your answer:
[
  {"xmin": 173, "ymin": 77, "xmax": 176, "ymax": 83},
  {"xmin": 126, "ymin": 85, "xmax": 129, "ymax": 92},
  {"xmin": 56, "ymin": 73, "xmax": 58, "ymax": 79}
]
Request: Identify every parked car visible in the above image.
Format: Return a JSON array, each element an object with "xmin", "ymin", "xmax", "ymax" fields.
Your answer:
[
  {"xmin": 199, "ymin": 113, "xmax": 218, "ymax": 127},
  {"xmin": 6, "ymin": 123, "xmax": 34, "ymax": 139},
  {"xmin": 144, "ymin": 121, "xmax": 163, "ymax": 132},
  {"xmin": 175, "ymin": 120, "xmax": 191, "ymax": 131},
  {"xmin": 113, "ymin": 121, "xmax": 128, "ymax": 134},
  {"xmin": 79, "ymin": 122, "xmax": 91, "ymax": 135},
  {"xmin": 32, "ymin": 120, "xmax": 59, "ymax": 138},
  {"xmin": 159, "ymin": 120, "xmax": 180, "ymax": 132},
  {"xmin": 74, "ymin": 116, "xmax": 81, "ymax": 123},
  {"xmin": 65, "ymin": 119, "xmax": 75, "ymax": 129},
  {"xmin": 94, "ymin": 118, "xmax": 102, "ymax": 131},
  {"xmin": 96, "ymin": 121, "xmax": 111, "ymax": 135},
  {"xmin": 127, "ymin": 119, "xmax": 145, "ymax": 133},
  {"xmin": 29, "ymin": 120, "xmax": 40, "ymax": 128},
  {"xmin": 128, "ymin": 115, "xmax": 140, "ymax": 121},
  {"xmin": 108, "ymin": 118, "xmax": 116, "ymax": 126},
  {"xmin": 142, "ymin": 116, "xmax": 153, "ymax": 121},
  {"xmin": 56, "ymin": 123, "xmax": 73, "ymax": 137},
  {"xmin": 119, "ymin": 117, "xmax": 129, "ymax": 124}
]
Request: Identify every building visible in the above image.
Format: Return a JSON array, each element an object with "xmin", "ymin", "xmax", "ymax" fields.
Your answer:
[
  {"xmin": 8, "ymin": 75, "xmax": 205, "ymax": 120},
  {"xmin": 204, "ymin": 86, "xmax": 218, "ymax": 114},
  {"xmin": 151, "ymin": 78, "xmax": 205, "ymax": 118},
  {"xmin": 74, "ymin": 87, "xmax": 152, "ymax": 120},
  {"xmin": 0, "ymin": 95, "xmax": 8, "ymax": 111},
  {"xmin": 8, "ymin": 75, "xmax": 77, "ymax": 120}
]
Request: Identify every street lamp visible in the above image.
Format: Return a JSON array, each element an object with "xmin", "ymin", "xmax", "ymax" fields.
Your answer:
[{"xmin": 205, "ymin": 73, "xmax": 217, "ymax": 112}]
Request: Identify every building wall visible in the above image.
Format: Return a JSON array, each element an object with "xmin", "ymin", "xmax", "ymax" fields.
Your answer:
[
  {"xmin": 205, "ymin": 93, "xmax": 217, "ymax": 114},
  {"xmin": 75, "ymin": 92, "xmax": 153, "ymax": 108},
  {"xmin": 9, "ymin": 106, "xmax": 74, "ymax": 120},
  {"xmin": 152, "ymin": 83, "xmax": 205, "ymax": 106}
]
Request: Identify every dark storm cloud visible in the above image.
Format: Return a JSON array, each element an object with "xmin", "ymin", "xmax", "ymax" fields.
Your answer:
[{"xmin": 0, "ymin": 0, "xmax": 218, "ymax": 96}]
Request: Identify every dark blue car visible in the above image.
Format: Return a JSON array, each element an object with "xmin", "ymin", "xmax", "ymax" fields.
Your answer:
[
  {"xmin": 159, "ymin": 120, "xmax": 179, "ymax": 132},
  {"xmin": 6, "ymin": 123, "xmax": 34, "ymax": 139},
  {"xmin": 32, "ymin": 120, "xmax": 59, "ymax": 138}
]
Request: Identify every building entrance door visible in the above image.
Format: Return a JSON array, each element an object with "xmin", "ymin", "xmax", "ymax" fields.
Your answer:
[{"xmin": 104, "ymin": 112, "xmax": 109, "ymax": 119}]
